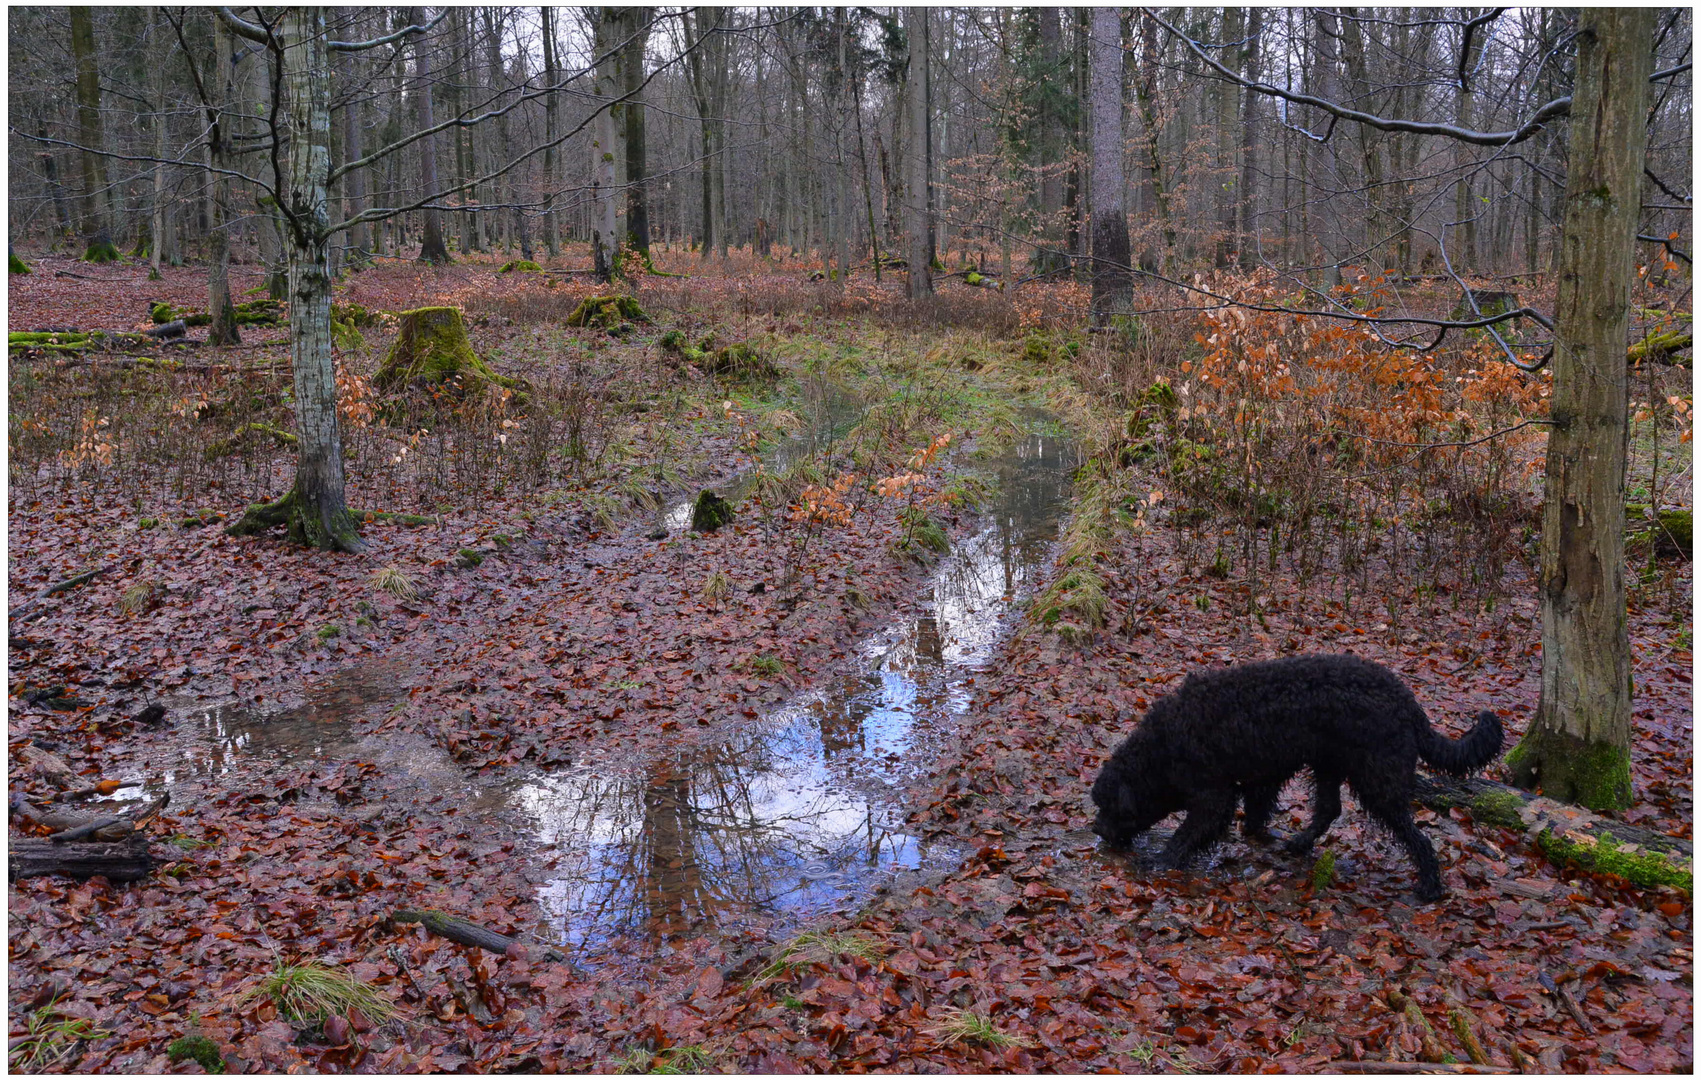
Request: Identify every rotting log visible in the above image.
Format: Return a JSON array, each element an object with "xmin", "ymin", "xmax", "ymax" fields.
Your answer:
[
  {"xmin": 1627, "ymin": 329, "xmax": 1691, "ymax": 366},
  {"xmin": 391, "ymin": 908, "xmax": 566, "ymax": 962},
  {"xmin": 9, "ymin": 837, "xmax": 155, "ymax": 883},
  {"xmin": 1416, "ymin": 773, "xmax": 1691, "ymax": 892}
]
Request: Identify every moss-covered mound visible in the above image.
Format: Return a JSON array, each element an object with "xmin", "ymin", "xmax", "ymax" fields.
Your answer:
[
  {"xmin": 150, "ymin": 299, "xmax": 283, "ymax": 329},
  {"xmin": 83, "ymin": 237, "xmax": 120, "ymax": 263},
  {"xmin": 691, "ymin": 490, "xmax": 735, "ymax": 533},
  {"xmin": 660, "ymin": 330, "xmax": 779, "ymax": 381},
  {"xmin": 497, "ymin": 259, "xmax": 544, "ymax": 274},
  {"xmin": 376, "ymin": 306, "xmax": 525, "ymax": 399},
  {"xmin": 566, "ymin": 294, "xmax": 650, "ymax": 330},
  {"xmin": 9, "ymin": 250, "xmax": 30, "ymax": 275}
]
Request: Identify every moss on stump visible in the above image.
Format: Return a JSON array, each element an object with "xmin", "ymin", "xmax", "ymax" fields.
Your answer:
[
  {"xmin": 691, "ymin": 490, "xmax": 735, "ymax": 533},
  {"xmin": 376, "ymin": 306, "xmax": 524, "ymax": 399},
  {"xmin": 9, "ymin": 250, "xmax": 30, "ymax": 275},
  {"xmin": 497, "ymin": 259, "xmax": 544, "ymax": 274},
  {"xmin": 565, "ymin": 294, "xmax": 650, "ymax": 330},
  {"xmin": 82, "ymin": 237, "xmax": 120, "ymax": 264}
]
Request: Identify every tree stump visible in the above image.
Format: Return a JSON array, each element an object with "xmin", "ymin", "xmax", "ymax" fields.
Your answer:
[
  {"xmin": 691, "ymin": 490, "xmax": 735, "ymax": 532},
  {"xmin": 375, "ymin": 306, "xmax": 524, "ymax": 399}
]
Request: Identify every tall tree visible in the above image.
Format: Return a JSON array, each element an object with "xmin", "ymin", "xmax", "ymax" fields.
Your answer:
[
  {"xmin": 540, "ymin": 6, "xmax": 560, "ymax": 257},
  {"xmin": 1088, "ymin": 6, "xmax": 1130, "ymax": 318},
  {"xmin": 413, "ymin": 6, "xmax": 451, "ymax": 264},
  {"xmin": 905, "ymin": 6, "xmax": 932, "ymax": 298},
  {"xmin": 590, "ymin": 9, "xmax": 623, "ymax": 281},
  {"xmin": 1508, "ymin": 8, "xmax": 1656, "ymax": 808},
  {"xmin": 623, "ymin": 7, "xmax": 654, "ymax": 261},
  {"xmin": 204, "ymin": 15, "xmax": 240, "ymax": 345},
  {"xmin": 69, "ymin": 8, "xmax": 117, "ymax": 262}
]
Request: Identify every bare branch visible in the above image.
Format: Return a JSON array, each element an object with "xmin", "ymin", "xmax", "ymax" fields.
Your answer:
[{"xmin": 327, "ymin": 10, "xmax": 445, "ymax": 53}]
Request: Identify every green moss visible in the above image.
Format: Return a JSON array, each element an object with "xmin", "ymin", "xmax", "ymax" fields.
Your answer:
[
  {"xmin": 566, "ymin": 294, "xmax": 650, "ymax": 329},
  {"xmin": 167, "ymin": 1034, "xmax": 225, "ymax": 1074},
  {"xmin": 82, "ymin": 238, "xmax": 120, "ymax": 263},
  {"xmin": 331, "ymin": 302, "xmax": 379, "ymax": 328},
  {"xmin": 376, "ymin": 306, "xmax": 523, "ymax": 397},
  {"xmin": 332, "ymin": 319, "xmax": 365, "ymax": 351},
  {"xmin": 1309, "ymin": 850, "xmax": 1337, "ymax": 890},
  {"xmin": 497, "ymin": 259, "xmax": 544, "ymax": 274},
  {"xmin": 1507, "ymin": 727, "xmax": 1633, "ymax": 810},
  {"xmin": 1537, "ymin": 830, "xmax": 1691, "ymax": 894},
  {"xmin": 1469, "ymin": 789, "xmax": 1525, "ymax": 829},
  {"xmin": 10, "ymin": 251, "xmax": 30, "ymax": 275},
  {"xmin": 138, "ymin": 517, "xmax": 159, "ymax": 530},
  {"xmin": 691, "ymin": 490, "xmax": 735, "ymax": 533}
]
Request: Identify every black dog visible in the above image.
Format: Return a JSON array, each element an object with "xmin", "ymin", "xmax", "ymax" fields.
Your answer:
[{"xmin": 1090, "ymin": 654, "xmax": 1503, "ymax": 901}]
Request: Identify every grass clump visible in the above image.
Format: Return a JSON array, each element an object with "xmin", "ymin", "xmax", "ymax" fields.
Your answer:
[
  {"xmin": 1309, "ymin": 850, "xmax": 1338, "ymax": 891},
  {"xmin": 118, "ymin": 579, "xmax": 160, "ymax": 615},
  {"xmin": 759, "ymin": 929, "xmax": 885, "ymax": 981},
  {"xmin": 924, "ymin": 1006, "xmax": 1033, "ymax": 1050},
  {"xmin": 702, "ymin": 569, "xmax": 733, "ymax": 609},
  {"xmin": 371, "ymin": 565, "xmax": 419, "ymax": 601},
  {"xmin": 9, "ymin": 1001, "xmax": 108, "ymax": 1072},
  {"xmin": 748, "ymin": 654, "xmax": 783, "ymax": 677},
  {"xmin": 614, "ymin": 1045, "xmax": 713, "ymax": 1074},
  {"xmin": 240, "ymin": 959, "xmax": 396, "ymax": 1027}
]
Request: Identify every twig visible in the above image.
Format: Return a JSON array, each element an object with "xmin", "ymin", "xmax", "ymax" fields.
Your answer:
[{"xmin": 9, "ymin": 564, "xmax": 112, "ymax": 624}]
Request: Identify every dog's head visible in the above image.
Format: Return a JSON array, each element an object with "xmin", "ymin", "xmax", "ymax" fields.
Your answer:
[{"xmin": 1090, "ymin": 749, "xmax": 1180, "ymax": 849}]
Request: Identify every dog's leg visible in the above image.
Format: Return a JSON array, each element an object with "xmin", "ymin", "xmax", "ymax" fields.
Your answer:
[
  {"xmin": 1240, "ymin": 782, "xmax": 1281, "ymax": 843},
  {"xmin": 1356, "ymin": 781, "xmax": 1447, "ymax": 902},
  {"xmin": 1283, "ymin": 772, "xmax": 1342, "ymax": 855},
  {"xmin": 1156, "ymin": 787, "xmax": 1237, "ymax": 870}
]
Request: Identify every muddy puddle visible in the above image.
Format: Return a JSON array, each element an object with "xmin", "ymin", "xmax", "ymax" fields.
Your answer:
[
  {"xmin": 519, "ymin": 427, "xmax": 1081, "ymax": 956},
  {"xmin": 119, "ymin": 659, "xmax": 450, "ymax": 794},
  {"xmin": 658, "ymin": 384, "xmax": 867, "ymax": 535}
]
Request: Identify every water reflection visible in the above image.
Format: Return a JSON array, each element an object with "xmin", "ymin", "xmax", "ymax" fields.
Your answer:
[
  {"xmin": 520, "ymin": 728, "xmax": 928, "ymax": 949},
  {"xmin": 129, "ymin": 661, "xmax": 412, "ymax": 789},
  {"xmin": 525, "ymin": 428, "xmax": 1079, "ymax": 953}
]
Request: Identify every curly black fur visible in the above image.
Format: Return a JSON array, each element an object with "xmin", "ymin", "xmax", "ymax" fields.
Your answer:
[{"xmin": 1090, "ymin": 654, "xmax": 1503, "ymax": 902}]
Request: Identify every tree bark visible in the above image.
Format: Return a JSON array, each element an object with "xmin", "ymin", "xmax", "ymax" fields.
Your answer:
[
  {"xmin": 1236, "ymin": 8, "xmax": 1263, "ymax": 267},
  {"xmin": 1088, "ymin": 7, "xmax": 1131, "ymax": 320},
  {"xmin": 623, "ymin": 7, "xmax": 653, "ymax": 261},
  {"xmin": 1509, "ymin": 9, "xmax": 1654, "ymax": 810},
  {"xmin": 905, "ymin": 7, "xmax": 932, "ymax": 299},
  {"xmin": 590, "ymin": 10, "xmax": 622, "ymax": 281},
  {"xmin": 541, "ymin": 6, "xmax": 560, "ymax": 257},
  {"xmin": 9, "ymin": 838, "xmax": 155, "ymax": 884},
  {"xmin": 207, "ymin": 15, "xmax": 240, "ymax": 346},
  {"xmin": 413, "ymin": 7, "xmax": 450, "ymax": 264},
  {"xmin": 70, "ymin": 8, "xmax": 116, "ymax": 262},
  {"xmin": 229, "ymin": 7, "xmax": 361, "ymax": 554}
]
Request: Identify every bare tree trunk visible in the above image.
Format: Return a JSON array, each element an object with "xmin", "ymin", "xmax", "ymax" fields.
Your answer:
[
  {"xmin": 342, "ymin": 41, "xmax": 371, "ymax": 261},
  {"xmin": 1214, "ymin": 7, "xmax": 1241, "ymax": 269},
  {"xmin": 1133, "ymin": 14, "xmax": 1174, "ymax": 274},
  {"xmin": 1508, "ymin": 8, "xmax": 1654, "ymax": 810},
  {"xmin": 835, "ymin": 7, "xmax": 852, "ymax": 287},
  {"xmin": 149, "ymin": 32, "xmax": 169, "ymax": 281},
  {"xmin": 905, "ymin": 7, "xmax": 932, "ymax": 298},
  {"xmin": 206, "ymin": 16, "xmax": 240, "ymax": 346},
  {"xmin": 541, "ymin": 6, "xmax": 560, "ymax": 257},
  {"xmin": 414, "ymin": 7, "xmax": 450, "ymax": 264},
  {"xmin": 229, "ymin": 7, "xmax": 360, "ymax": 553},
  {"xmin": 1089, "ymin": 7, "xmax": 1131, "ymax": 319},
  {"xmin": 1236, "ymin": 7, "xmax": 1263, "ymax": 267},
  {"xmin": 70, "ymin": 8, "xmax": 117, "ymax": 262},
  {"xmin": 590, "ymin": 9, "xmax": 621, "ymax": 281},
  {"xmin": 624, "ymin": 7, "xmax": 653, "ymax": 261}
]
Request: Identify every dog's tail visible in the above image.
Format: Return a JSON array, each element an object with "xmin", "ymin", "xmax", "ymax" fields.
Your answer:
[{"xmin": 1417, "ymin": 711, "xmax": 1504, "ymax": 776}]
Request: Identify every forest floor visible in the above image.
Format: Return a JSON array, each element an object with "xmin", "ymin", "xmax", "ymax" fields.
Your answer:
[{"xmin": 7, "ymin": 248, "xmax": 1693, "ymax": 1074}]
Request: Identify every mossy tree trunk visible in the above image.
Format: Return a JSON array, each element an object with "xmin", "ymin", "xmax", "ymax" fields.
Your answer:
[
  {"xmin": 1508, "ymin": 10, "xmax": 1654, "ymax": 810},
  {"xmin": 228, "ymin": 8, "xmax": 361, "ymax": 554}
]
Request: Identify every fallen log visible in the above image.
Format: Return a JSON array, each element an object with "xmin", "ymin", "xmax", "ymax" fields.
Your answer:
[
  {"xmin": 9, "ymin": 837, "xmax": 155, "ymax": 883},
  {"xmin": 1415, "ymin": 773, "xmax": 1691, "ymax": 892},
  {"xmin": 391, "ymin": 908, "xmax": 566, "ymax": 962}
]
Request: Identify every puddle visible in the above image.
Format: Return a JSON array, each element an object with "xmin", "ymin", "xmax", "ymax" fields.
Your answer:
[
  {"xmin": 520, "ymin": 427, "xmax": 1081, "ymax": 955},
  {"xmin": 659, "ymin": 385, "xmax": 867, "ymax": 534},
  {"xmin": 124, "ymin": 660, "xmax": 429, "ymax": 792}
]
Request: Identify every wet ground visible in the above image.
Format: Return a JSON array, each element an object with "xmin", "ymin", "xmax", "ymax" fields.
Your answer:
[{"xmin": 116, "ymin": 425, "xmax": 1081, "ymax": 962}]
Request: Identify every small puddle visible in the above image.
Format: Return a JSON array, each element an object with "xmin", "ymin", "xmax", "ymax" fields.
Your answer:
[
  {"xmin": 520, "ymin": 427, "xmax": 1081, "ymax": 955},
  {"xmin": 659, "ymin": 385, "xmax": 867, "ymax": 534},
  {"xmin": 124, "ymin": 660, "xmax": 431, "ymax": 792}
]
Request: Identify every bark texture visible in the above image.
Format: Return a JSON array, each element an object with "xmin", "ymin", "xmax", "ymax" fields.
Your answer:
[
  {"xmin": 905, "ymin": 7, "xmax": 932, "ymax": 299},
  {"xmin": 1508, "ymin": 8, "xmax": 1654, "ymax": 810},
  {"xmin": 1088, "ymin": 7, "xmax": 1131, "ymax": 319}
]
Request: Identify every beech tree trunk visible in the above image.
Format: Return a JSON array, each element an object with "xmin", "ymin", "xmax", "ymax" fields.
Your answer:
[
  {"xmin": 541, "ymin": 6, "xmax": 560, "ymax": 257},
  {"xmin": 623, "ymin": 7, "xmax": 653, "ymax": 260},
  {"xmin": 207, "ymin": 15, "xmax": 239, "ymax": 346},
  {"xmin": 70, "ymin": 8, "xmax": 116, "ymax": 262},
  {"xmin": 229, "ymin": 7, "xmax": 361, "ymax": 554},
  {"xmin": 905, "ymin": 7, "xmax": 932, "ymax": 299},
  {"xmin": 1508, "ymin": 9, "xmax": 1654, "ymax": 810},
  {"xmin": 414, "ymin": 6, "xmax": 450, "ymax": 265},
  {"xmin": 590, "ymin": 10, "xmax": 621, "ymax": 281},
  {"xmin": 1088, "ymin": 7, "xmax": 1131, "ymax": 319}
]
